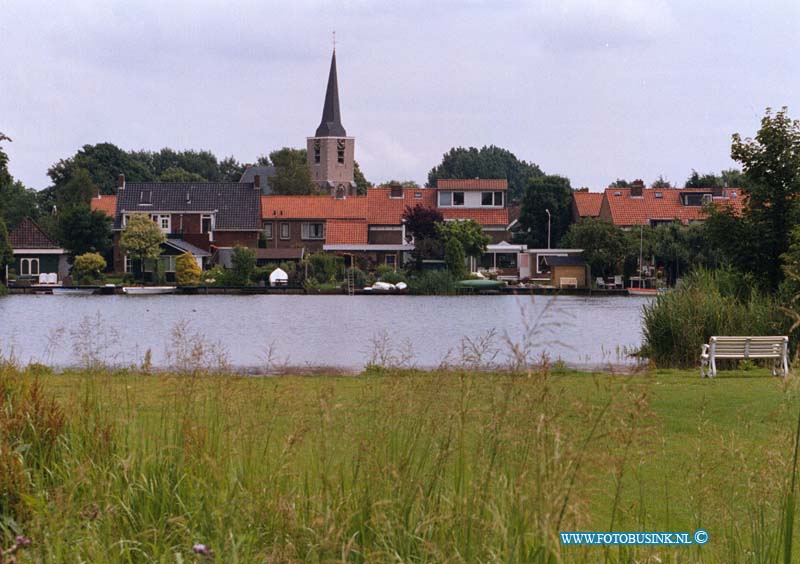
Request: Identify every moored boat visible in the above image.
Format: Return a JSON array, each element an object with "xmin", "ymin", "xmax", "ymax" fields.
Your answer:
[
  {"xmin": 122, "ymin": 286, "xmax": 176, "ymax": 295},
  {"xmin": 456, "ymin": 279, "xmax": 507, "ymax": 290},
  {"xmin": 52, "ymin": 287, "xmax": 96, "ymax": 296}
]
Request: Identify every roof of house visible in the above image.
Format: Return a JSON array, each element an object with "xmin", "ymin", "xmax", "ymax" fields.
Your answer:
[
  {"xmin": 441, "ymin": 207, "xmax": 509, "ymax": 225},
  {"xmin": 544, "ymin": 255, "xmax": 586, "ymax": 267},
  {"xmin": 164, "ymin": 238, "xmax": 211, "ymax": 257},
  {"xmin": 315, "ymin": 50, "xmax": 346, "ymax": 137},
  {"xmin": 9, "ymin": 218, "xmax": 61, "ymax": 249},
  {"xmin": 261, "ymin": 195, "xmax": 367, "ymax": 220},
  {"xmin": 239, "ymin": 165, "xmax": 276, "ymax": 195},
  {"xmin": 114, "ymin": 182, "xmax": 262, "ymax": 231},
  {"xmin": 326, "ymin": 219, "xmax": 368, "ymax": 244},
  {"xmin": 90, "ymin": 194, "xmax": 117, "ymax": 217},
  {"xmin": 572, "ymin": 191, "xmax": 603, "ymax": 217},
  {"xmin": 602, "ymin": 187, "xmax": 744, "ymax": 226},
  {"xmin": 436, "ymin": 178, "xmax": 508, "ymax": 191},
  {"xmin": 255, "ymin": 248, "xmax": 305, "ymax": 261},
  {"xmin": 366, "ymin": 186, "xmax": 436, "ymax": 224}
]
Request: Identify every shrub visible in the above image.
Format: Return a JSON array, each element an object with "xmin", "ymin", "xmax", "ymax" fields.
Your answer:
[
  {"xmin": 376, "ymin": 264, "xmax": 406, "ymax": 284},
  {"xmin": 202, "ymin": 265, "xmax": 228, "ymax": 286},
  {"xmin": 641, "ymin": 269, "xmax": 790, "ymax": 367},
  {"xmin": 306, "ymin": 252, "xmax": 344, "ymax": 284},
  {"xmin": 345, "ymin": 267, "xmax": 368, "ymax": 289},
  {"xmin": 72, "ymin": 252, "xmax": 107, "ymax": 284},
  {"xmin": 409, "ymin": 270, "xmax": 457, "ymax": 295},
  {"xmin": 229, "ymin": 246, "xmax": 256, "ymax": 286},
  {"xmin": 444, "ymin": 237, "xmax": 467, "ymax": 279},
  {"xmin": 175, "ymin": 252, "xmax": 201, "ymax": 286}
]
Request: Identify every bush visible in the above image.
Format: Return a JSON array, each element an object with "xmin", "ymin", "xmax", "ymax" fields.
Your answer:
[
  {"xmin": 409, "ymin": 270, "xmax": 457, "ymax": 295},
  {"xmin": 229, "ymin": 246, "xmax": 256, "ymax": 286},
  {"xmin": 641, "ymin": 269, "xmax": 790, "ymax": 367},
  {"xmin": 376, "ymin": 264, "xmax": 406, "ymax": 284},
  {"xmin": 175, "ymin": 252, "xmax": 201, "ymax": 286},
  {"xmin": 72, "ymin": 252, "xmax": 107, "ymax": 284},
  {"xmin": 444, "ymin": 238, "xmax": 467, "ymax": 279},
  {"xmin": 253, "ymin": 264, "xmax": 278, "ymax": 285},
  {"xmin": 202, "ymin": 265, "xmax": 228, "ymax": 286},
  {"xmin": 345, "ymin": 267, "xmax": 368, "ymax": 289},
  {"xmin": 306, "ymin": 253, "xmax": 344, "ymax": 284}
]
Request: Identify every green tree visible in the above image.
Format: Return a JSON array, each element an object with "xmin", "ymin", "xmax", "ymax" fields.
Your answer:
[
  {"xmin": 609, "ymin": 179, "xmax": 630, "ymax": 188},
  {"xmin": 269, "ymin": 148, "xmax": 317, "ymax": 195},
  {"xmin": 119, "ymin": 214, "xmax": 166, "ymax": 280},
  {"xmin": 218, "ymin": 156, "xmax": 246, "ymax": 182},
  {"xmin": 158, "ymin": 166, "xmax": 207, "ymax": 183},
  {"xmin": 443, "ymin": 237, "xmax": 467, "ymax": 279},
  {"xmin": 561, "ymin": 219, "xmax": 627, "ymax": 278},
  {"xmin": 427, "ymin": 145, "xmax": 543, "ymax": 201},
  {"xmin": 728, "ymin": 107, "xmax": 800, "ymax": 288},
  {"xmin": 0, "ymin": 134, "xmax": 38, "ymax": 229},
  {"xmin": 354, "ymin": 161, "xmax": 369, "ymax": 195},
  {"xmin": 229, "ymin": 246, "xmax": 256, "ymax": 286},
  {"xmin": 72, "ymin": 252, "xmax": 107, "ymax": 283},
  {"xmin": 517, "ymin": 174, "xmax": 573, "ymax": 248},
  {"xmin": 57, "ymin": 207, "xmax": 112, "ymax": 256},
  {"xmin": 47, "ymin": 143, "xmax": 154, "ymax": 197},
  {"xmin": 0, "ymin": 218, "xmax": 13, "ymax": 282},
  {"xmin": 57, "ymin": 168, "xmax": 95, "ymax": 211},
  {"xmin": 685, "ymin": 170, "xmax": 721, "ymax": 188},
  {"xmin": 437, "ymin": 219, "xmax": 490, "ymax": 260},
  {"xmin": 651, "ymin": 175, "xmax": 672, "ymax": 188},
  {"xmin": 175, "ymin": 252, "xmax": 202, "ymax": 286}
]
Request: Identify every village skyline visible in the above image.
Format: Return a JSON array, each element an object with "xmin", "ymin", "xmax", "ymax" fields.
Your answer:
[{"xmin": 3, "ymin": 1, "xmax": 799, "ymax": 192}]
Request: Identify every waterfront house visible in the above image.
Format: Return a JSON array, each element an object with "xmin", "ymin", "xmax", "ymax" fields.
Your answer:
[
  {"xmin": 571, "ymin": 188, "xmax": 603, "ymax": 222},
  {"xmin": 7, "ymin": 218, "xmax": 69, "ymax": 283}
]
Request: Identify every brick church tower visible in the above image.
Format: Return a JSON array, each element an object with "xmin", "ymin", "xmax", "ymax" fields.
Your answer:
[{"xmin": 307, "ymin": 49, "xmax": 356, "ymax": 198}]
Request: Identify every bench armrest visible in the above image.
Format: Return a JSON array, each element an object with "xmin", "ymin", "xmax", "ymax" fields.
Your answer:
[{"xmin": 700, "ymin": 343, "xmax": 710, "ymax": 357}]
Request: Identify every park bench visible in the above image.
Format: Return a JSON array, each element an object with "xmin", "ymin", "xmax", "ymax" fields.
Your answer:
[
  {"xmin": 559, "ymin": 277, "xmax": 578, "ymax": 289},
  {"xmin": 700, "ymin": 336, "xmax": 789, "ymax": 378}
]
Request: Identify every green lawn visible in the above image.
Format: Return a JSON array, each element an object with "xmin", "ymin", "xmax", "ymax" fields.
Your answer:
[{"xmin": 2, "ymin": 365, "xmax": 800, "ymax": 562}]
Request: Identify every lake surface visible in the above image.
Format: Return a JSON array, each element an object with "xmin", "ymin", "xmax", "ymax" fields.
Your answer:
[{"xmin": 0, "ymin": 294, "xmax": 651, "ymax": 371}]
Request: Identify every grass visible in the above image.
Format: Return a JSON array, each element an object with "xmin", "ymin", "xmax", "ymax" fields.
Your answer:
[{"xmin": 2, "ymin": 364, "xmax": 800, "ymax": 562}]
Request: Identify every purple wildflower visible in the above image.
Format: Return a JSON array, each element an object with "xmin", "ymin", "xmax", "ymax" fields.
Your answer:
[
  {"xmin": 192, "ymin": 543, "xmax": 211, "ymax": 556},
  {"xmin": 15, "ymin": 535, "xmax": 31, "ymax": 547}
]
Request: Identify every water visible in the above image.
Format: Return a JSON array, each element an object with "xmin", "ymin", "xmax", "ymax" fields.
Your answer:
[{"xmin": 0, "ymin": 294, "xmax": 651, "ymax": 371}]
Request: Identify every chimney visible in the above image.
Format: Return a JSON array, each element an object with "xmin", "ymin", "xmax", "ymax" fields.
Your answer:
[
  {"xmin": 630, "ymin": 179, "xmax": 644, "ymax": 197},
  {"xmin": 254, "ymin": 174, "xmax": 261, "ymax": 192},
  {"xmin": 117, "ymin": 174, "xmax": 125, "ymax": 190}
]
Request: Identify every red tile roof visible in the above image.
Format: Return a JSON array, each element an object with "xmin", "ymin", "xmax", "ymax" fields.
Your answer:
[
  {"xmin": 572, "ymin": 191, "xmax": 603, "ymax": 218},
  {"xmin": 90, "ymin": 194, "xmax": 117, "ymax": 217},
  {"xmin": 261, "ymin": 195, "xmax": 367, "ymax": 220},
  {"xmin": 9, "ymin": 218, "xmax": 60, "ymax": 249},
  {"xmin": 326, "ymin": 219, "xmax": 368, "ymax": 244},
  {"xmin": 436, "ymin": 178, "xmax": 508, "ymax": 190},
  {"xmin": 366, "ymin": 187, "xmax": 436, "ymax": 224},
  {"xmin": 603, "ymin": 187, "xmax": 745, "ymax": 226},
  {"xmin": 441, "ymin": 207, "xmax": 509, "ymax": 225}
]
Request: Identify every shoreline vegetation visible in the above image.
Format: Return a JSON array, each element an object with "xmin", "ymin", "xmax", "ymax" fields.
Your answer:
[{"xmin": 2, "ymin": 363, "xmax": 800, "ymax": 562}]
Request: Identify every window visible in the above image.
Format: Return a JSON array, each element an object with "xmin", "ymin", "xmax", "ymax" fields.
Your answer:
[
  {"xmin": 385, "ymin": 254, "xmax": 397, "ymax": 268},
  {"xmin": 337, "ymin": 139, "xmax": 345, "ymax": 164},
  {"xmin": 313, "ymin": 140, "xmax": 321, "ymax": 164},
  {"xmin": 152, "ymin": 214, "xmax": 170, "ymax": 233},
  {"xmin": 201, "ymin": 214, "xmax": 212, "ymax": 234},
  {"xmin": 162, "ymin": 256, "xmax": 176, "ymax": 273},
  {"xmin": 684, "ymin": 193, "xmax": 708, "ymax": 206},
  {"xmin": 481, "ymin": 191, "xmax": 504, "ymax": 206},
  {"xmin": 124, "ymin": 255, "xmax": 132, "ymax": 273},
  {"xmin": 497, "ymin": 253, "xmax": 517, "ymax": 269},
  {"xmin": 452, "ymin": 191, "xmax": 465, "ymax": 206},
  {"xmin": 480, "ymin": 253, "xmax": 494, "ymax": 269},
  {"xmin": 655, "ymin": 192, "xmax": 663, "ymax": 199},
  {"xmin": 263, "ymin": 222, "xmax": 273, "ymax": 239},
  {"xmin": 731, "ymin": 191, "xmax": 738, "ymax": 197},
  {"xmin": 415, "ymin": 191, "xmax": 422, "ymax": 199},
  {"xmin": 438, "ymin": 191, "xmax": 452, "ymax": 206},
  {"xmin": 390, "ymin": 185, "xmax": 403, "ymax": 198},
  {"xmin": 20, "ymin": 258, "xmax": 39, "ymax": 276},
  {"xmin": 139, "ymin": 190, "xmax": 152, "ymax": 205},
  {"xmin": 302, "ymin": 222, "xmax": 325, "ymax": 240},
  {"xmin": 280, "ymin": 222, "xmax": 290, "ymax": 240}
]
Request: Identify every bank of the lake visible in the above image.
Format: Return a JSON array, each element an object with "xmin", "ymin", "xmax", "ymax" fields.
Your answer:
[
  {"xmin": 2, "ymin": 365, "xmax": 799, "ymax": 562},
  {"xmin": 0, "ymin": 294, "xmax": 649, "ymax": 371}
]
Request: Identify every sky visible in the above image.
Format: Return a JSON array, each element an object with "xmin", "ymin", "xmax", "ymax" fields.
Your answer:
[{"xmin": 2, "ymin": 0, "xmax": 799, "ymax": 192}]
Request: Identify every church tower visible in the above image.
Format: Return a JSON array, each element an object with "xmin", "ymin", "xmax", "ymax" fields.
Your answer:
[{"xmin": 307, "ymin": 49, "xmax": 356, "ymax": 198}]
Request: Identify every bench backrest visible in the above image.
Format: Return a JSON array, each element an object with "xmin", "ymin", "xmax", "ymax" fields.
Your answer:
[{"xmin": 709, "ymin": 336, "xmax": 788, "ymax": 358}]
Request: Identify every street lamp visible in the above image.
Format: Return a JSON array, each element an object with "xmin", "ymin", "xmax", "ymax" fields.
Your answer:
[{"xmin": 545, "ymin": 208, "xmax": 551, "ymax": 249}]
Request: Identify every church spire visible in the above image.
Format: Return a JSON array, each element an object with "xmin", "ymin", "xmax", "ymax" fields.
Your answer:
[{"xmin": 315, "ymin": 49, "xmax": 347, "ymax": 137}]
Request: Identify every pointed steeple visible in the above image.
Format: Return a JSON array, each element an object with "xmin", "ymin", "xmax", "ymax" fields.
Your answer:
[{"xmin": 315, "ymin": 50, "xmax": 347, "ymax": 137}]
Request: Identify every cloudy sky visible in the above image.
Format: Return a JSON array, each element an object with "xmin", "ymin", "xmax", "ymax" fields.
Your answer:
[{"xmin": 2, "ymin": 1, "xmax": 799, "ymax": 191}]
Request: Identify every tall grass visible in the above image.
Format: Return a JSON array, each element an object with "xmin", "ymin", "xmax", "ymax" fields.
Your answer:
[{"xmin": 641, "ymin": 269, "xmax": 790, "ymax": 367}]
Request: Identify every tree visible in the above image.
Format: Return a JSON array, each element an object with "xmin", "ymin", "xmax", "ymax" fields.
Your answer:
[
  {"xmin": 158, "ymin": 166, "xmax": 207, "ymax": 183},
  {"xmin": 58, "ymin": 168, "xmax": 95, "ymax": 211},
  {"xmin": 229, "ymin": 246, "xmax": 256, "ymax": 286},
  {"xmin": 427, "ymin": 145, "xmax": 543, "ymax": 201},
  {"xmin": 651, "ymin": 175, "xmax": 672, "ymax": 188},
  {"xmin": 57, "ymin": 207, "xmax": 112, "ymax": 256},
  {"xmin": 119, "ymin": 214, "xmax": 166, "ymax": 280},
  {"xmin": 517, "ymin": 174, "xmax": 573, "ymax": 248},
  {"xmin": 47, "ymin": 143, "xmax": 154, "ymax": 197},
  {"xmin": 729, "ymin": 106, "xmax": 800, "ymax": 288},
  {"xmin": 437, "ymin": 219, "xmax": 489, "ymax": 260},
  {"xmin": 218, "ymin": 156, "xmax": 246, "ymax": 182},
  {"xmin": 561, "ymin": 219, "xmax": 627, "ymax": 278},
  {"xmin": 72, "ymin": 252, "xmax": 107, "ymax": 283},
  {"xmin": 444, "ymin": 237, "xmax": 467, "ymax": 279},
  {"xmin": 176, "ymin": 252, "xmax": 202, "ymax": 286},
  {"xmin": 268, "ymin": 148, "xmax": 317, "ymax": 195},
  {"xmin": 0, "ymin": 218, "xmax": 13, "ymax": 281},
  {"xmin": 0, "ymin": 134, "xmax": 38, "ymax": 229},
  {"xmin": 685, "ymin": 170, "xmax": 721, "ymax": 188},
  {"xmin": 609, "ymin": 179, "xmax": 630, "ymax": 188},
  {"xmin": 354, "ymin": 161, "xmax": 369, "ymax": 195},
  {"xmin": 402, "ymin": 205, "xmax": 443, "ymax": 241}
]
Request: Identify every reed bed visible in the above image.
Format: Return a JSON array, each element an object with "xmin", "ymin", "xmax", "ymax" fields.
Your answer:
[{"xmin": 1, "ymin": 363, "xmax": 800, "ymax": 562}]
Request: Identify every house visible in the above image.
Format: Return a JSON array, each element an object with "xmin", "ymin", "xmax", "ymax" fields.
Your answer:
[
  {"xmin": 108, "ymin": 174, "xmax": 262, "ymax": 275},
  {"xmin": 6, "ymin": 218, "xmax": 69, "ymax": 283},
  {"xmin": 598, "ymin": 180, "xmax": 744, "ymax": 228},
  {"xmin": 520, "ymin": 248, "xmax": 587, "ymax": 287},
  {"xmin": 571, "ymin": 188, "xmax": 603, "ymax": 222}
]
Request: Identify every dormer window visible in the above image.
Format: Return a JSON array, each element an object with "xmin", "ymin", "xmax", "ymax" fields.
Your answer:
[
  {"xmin": 140, "ymin": 190, "xmax": 152, "ymax": 205},
  {"xmin": 655, "ymin": 192, "xmax": 663, "ymax": 199},
  {"xmin": 614, "ymin": 191, "xmax": 621, "ymax": 196},
  {"xmin": 390, "ymin": 185, "xmax": 403, "ymax": 199},
  {"xmin": 481, "ymin": 191, "xmax": 504, "ymax": 206}
]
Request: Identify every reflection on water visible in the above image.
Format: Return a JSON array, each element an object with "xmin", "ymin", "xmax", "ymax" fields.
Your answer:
[{"xmin": 0, "ymin": 294, "xmax": 651, "ymax": 371}]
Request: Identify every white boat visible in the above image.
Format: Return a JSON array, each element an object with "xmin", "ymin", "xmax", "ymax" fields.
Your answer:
[
  {"xmin": 122, "ymin": 286, "xmax": 176, "ymax": 295},
  {"xmin": 52, "ymin": 287, "xmax": 96, "ymax": 296}
]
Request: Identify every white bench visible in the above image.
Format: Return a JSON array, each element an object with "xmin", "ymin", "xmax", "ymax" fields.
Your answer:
[
  {"xmin": 700, "ymin": 336, "xmax": 789, "ymax": 378},
  {"xmin": 559, "ymin": 277, "xmax": 578, "ymax": 289}
]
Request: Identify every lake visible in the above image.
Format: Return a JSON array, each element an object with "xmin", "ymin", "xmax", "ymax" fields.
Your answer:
[{"xmin": 0, "ymin": 294, "xmax": 651, "ymax": 371}]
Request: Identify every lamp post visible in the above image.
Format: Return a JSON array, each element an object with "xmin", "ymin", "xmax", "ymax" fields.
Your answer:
[{"xmin": 545, "ymin": 208, "xmax": 551, "ymax": 249}]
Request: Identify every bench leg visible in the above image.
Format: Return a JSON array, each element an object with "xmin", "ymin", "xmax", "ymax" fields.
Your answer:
[
  {"xmin": 700, "ymin": 358, "xmax": 708, "ymax": 378},
  {"xmin": 710, "ymin": 358, "xmax": 717, "ymax": 378}
]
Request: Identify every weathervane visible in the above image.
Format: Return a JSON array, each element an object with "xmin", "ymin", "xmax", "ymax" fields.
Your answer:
[{"xmin": 333, "ymin": 30, "xmax": 336, "ymax": 51}]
